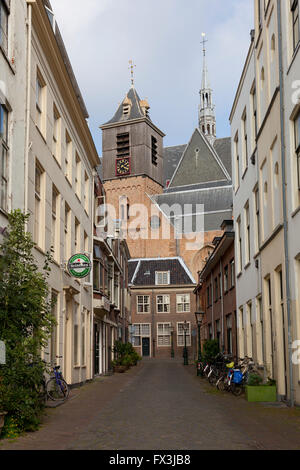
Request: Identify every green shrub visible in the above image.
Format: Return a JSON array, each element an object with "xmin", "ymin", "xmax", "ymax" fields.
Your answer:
[
  {"xmin": 247, "ymin": 373, "xmax": 263, "ymax": 386},
  {"xmin": 0, "ymin": 211, "xmax": 56, "ymax": 437},
  {"xmin": 202, "ymin": 340, "xmax": 220, "ymax": 362}
]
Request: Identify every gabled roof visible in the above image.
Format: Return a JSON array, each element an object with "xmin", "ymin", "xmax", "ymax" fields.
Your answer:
[
  {"xmin": 129, "ymin": 257, "xmax": 196, "ymax": 286},
  {"xmin": 167, "ymin": 128, "xmax": 231, "ymax": 189},
  {"xmin": 102, "ymin": 87, "xmax": 151, "ymax": 126}
]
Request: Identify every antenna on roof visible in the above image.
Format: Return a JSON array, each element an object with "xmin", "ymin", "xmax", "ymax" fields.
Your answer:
[{"xmin": 129, "ymin": 60, "xmax": 136, "ymax": 88}]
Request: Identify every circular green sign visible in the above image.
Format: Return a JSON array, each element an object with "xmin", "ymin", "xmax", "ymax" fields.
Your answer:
[{"xmin": 67, "ymin": 254, "xmax": 92, "ymax": 279}]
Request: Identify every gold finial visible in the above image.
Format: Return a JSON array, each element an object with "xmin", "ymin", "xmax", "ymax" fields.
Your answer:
[{"xmin": 129, "ymin": 60, "xmax": 136, "ymax": 87}]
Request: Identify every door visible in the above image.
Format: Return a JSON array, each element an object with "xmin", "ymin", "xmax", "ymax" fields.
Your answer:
[
  {"xmin": 94, "ymin": 324, "xmax": 100, "ymax": 375},
  {"xmin": 142, "ymin": 338, "xmax": 150, "ymax": 357}
]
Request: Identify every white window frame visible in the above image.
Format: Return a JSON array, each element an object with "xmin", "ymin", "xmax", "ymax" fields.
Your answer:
[
  {"xmin": 137, "ymin": 295, "xmax": 150, "ymax": 314},
  {"xmin": 176, "ymin": 294, "xmax": 190, "ymax": 313},
  {"xmin": 157, "ymin": 323, "xmax": 171, "ymax": 347},
  {"xmin": 155, "ymin": 271, "xmax": 170, "ymax": 286},
  {"xmin": 177, "ymin": 322, "xmax": 191, "ymax": 347},
  {"xmin": 157, "ymin": 295, "xmax": 170, "ymax": 313}
]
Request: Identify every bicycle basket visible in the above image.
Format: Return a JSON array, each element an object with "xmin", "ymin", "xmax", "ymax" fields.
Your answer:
[{"xmin": 233, "ymin": 370, "xmax": 243, "ymax": 384}]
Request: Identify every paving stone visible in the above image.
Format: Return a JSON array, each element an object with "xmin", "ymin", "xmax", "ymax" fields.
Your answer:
[{"xmin": 1, "ymin": 359, "xmax": 300, "ymax": 450}]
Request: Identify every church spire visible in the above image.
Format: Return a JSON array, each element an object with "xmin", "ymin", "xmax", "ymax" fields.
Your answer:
[{"xmin": 199, "ymin": 33, "xmax": 216, "ymax": 146}]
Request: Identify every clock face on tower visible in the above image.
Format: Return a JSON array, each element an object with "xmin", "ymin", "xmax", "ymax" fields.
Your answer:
[{"xmin": 116, "ymin": 157, "xmax": 131, "ymax": 176}]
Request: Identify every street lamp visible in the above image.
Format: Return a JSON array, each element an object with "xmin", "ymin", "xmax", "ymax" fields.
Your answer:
[
  {"xmin": 183, "ymin": 321, "xmax": 189, "ymax": 366},
  {"xmin": 169, "ymin": 325, "xmax": 174, "ymax": 359},
  {"xmin": 195, "ymin": 311, "xmax": 205, "ymax": 376}
]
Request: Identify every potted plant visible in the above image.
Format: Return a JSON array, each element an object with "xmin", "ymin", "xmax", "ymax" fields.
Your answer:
[
  {"xmin": 245, "ymin": 374, "xmax": 277, "ymax": 402},
  {"xmin": 111, "ymin": 360, "xmax": 127, "ymax": 373}
]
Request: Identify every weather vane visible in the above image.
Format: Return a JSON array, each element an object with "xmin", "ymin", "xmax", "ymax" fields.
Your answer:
[
  {"xmin": 201, "ymin": 32, "xmax": 208, "ymax": 56},
  {"xmin": 129, "ymin": 60, "xmax": 136, "ymax": 87}
]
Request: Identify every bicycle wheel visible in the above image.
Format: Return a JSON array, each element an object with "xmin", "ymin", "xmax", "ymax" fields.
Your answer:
[
  {"xmin": 46, "ymin": 377, "xmax": 69, "ymax": 402},
  {"xmin": 231, "ymin": 383, "xmax": 243, "ymax": 397}
]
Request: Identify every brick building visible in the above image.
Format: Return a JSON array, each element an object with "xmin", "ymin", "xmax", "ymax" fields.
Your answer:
[
  {"xmin": 129, "ymin": 257, "xmax": 196, "ymax": 359},
  {"xmin": 195, "ymin": 220, "xmax": 237, "ymax": 358}
]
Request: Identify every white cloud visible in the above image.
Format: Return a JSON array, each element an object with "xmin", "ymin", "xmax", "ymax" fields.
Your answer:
[{"xmin": 49, "ymin": 0, "xmax": 254, "ymax": 151}]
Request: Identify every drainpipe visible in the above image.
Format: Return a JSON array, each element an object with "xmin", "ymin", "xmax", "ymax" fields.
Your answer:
[
  {"xmin": 277, "ymin": 0, "xmax": 294, "ymax": 407},
  {"xmin": 220, "ymin": 259, "xmax": 224, "ymax": 352},
  {"xmin": 24, "ymin": 2, "xmax": 32, "ymax": 219}
]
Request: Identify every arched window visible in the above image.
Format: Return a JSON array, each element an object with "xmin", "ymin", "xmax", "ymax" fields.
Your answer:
[{"xmin": 207, "ymin": 124, "xmax": 211, "ymax": 134}]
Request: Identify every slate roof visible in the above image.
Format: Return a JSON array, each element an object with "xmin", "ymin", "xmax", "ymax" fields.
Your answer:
[
  {"xmin": 163, "ymin": 135, "xmax": 232, "ymax": 189},
  {"xmin": 153, "ymin": 185, "xmax": 233, "ymax": 233},
  {"xmin": 102, "ymin": 87, "xmax": 150, "ymax": 126},
  {"xmin": 129, "ymin": 257, "xmax": 196, "ymax": 286}
]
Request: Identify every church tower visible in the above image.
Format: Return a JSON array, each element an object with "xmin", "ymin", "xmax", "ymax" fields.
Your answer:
[
  {"xmin": 100, "ymin": 69, "xmax": 169, "ymax": 259},
  {"xmin": 198, "ymin": 33, "xmax": 216, "ymax": 146}
]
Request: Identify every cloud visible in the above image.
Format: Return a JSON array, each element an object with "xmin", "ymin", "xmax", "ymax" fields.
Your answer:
[{"xmin": 50, "ymin": 0, "xmax": 254, "ymax": 152}]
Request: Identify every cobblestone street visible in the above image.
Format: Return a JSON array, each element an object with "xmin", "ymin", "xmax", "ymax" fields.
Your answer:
[{"xmin": 1, "ymin": 359, "xmax": 300, "ymax": 451}]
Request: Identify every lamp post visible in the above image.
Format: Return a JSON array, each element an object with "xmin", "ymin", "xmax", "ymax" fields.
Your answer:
[
  {"xmin": 195, "ymin": 311, "xmax": 205, "ymax": 376},
  {"xmin": 169, "ymin": 325, "xmax": 174, "ymax": 359},
  {"xmin": 183, "ymin": 321, "xmax": 189, "ymax": 366}
]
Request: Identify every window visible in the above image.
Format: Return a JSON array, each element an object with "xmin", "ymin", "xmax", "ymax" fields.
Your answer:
[
  {"xmin": 93, "ymin": 260, "xmax": 100, "ymax": 291},
  {"xmin": 230, "ymin": 259, "xmax": 235, "ymax": 288},
  {"xmin": 52, "ymin": 104, "xmax": 61, "ymax": 162},
  {"xmin": 245, "ymin": 202, "xmax": 250, "ymax": 264},
  {"xmin": 214, "ymin": 277, "xmax": 219, "ymax": 302},
  {"xmin": 74, "ymin": 304, "xmax": 79, "ymax": 366},
  {"xmin": 234, "ymin": 133, "xmax": 240, "ymax": 190},
  {"xmin": 84, "ymin": 171, "xmax": 89, "ymax": 213},
  {"xmin": 75, "ymin": 153, "xmax": 81, "ymax": 198},
  {"xmin": 81, "ymin": 310, "xmax": 86, "ymax": 366},
  {"xmin": 36, "ymin": 72, "xmax": 45, "ymax": 133},
  {"xmin": 237, "ymin": 217, "xmax": 243, "ymax": 273},
  {"xmin": 292, "ymin": 0, "xmax": 299, "ymax": 52},
  {"xmin": 51, "ymin": 185, "xmax": 59, "ymax": 260},
  {"xmin": 137, "ymin": 295, "xmax": 150, "ymax": 314},
  {"xmin": 74, "ymin": 217, "xmax": 80, "ymax": 252},
  {"xmin": 65, "ymin": 131, "xmax": 72, "ymax": 183},
  {"xmin": 117, "ymin": 133, "xmax": 130, "ymax": 158},
  {"xmin": 224, "ymin": 265, "xmax": 229, "ymax": 292},
  {"xmin": 157, "ymin": 295, "xmax": 170, "ymax": 313},
  {"xmin": 50, "ymin": 291, "xmax": 58, "ymax": 365},
  {"xmin": 176, "ymin": 294, "xmax": 190, "ymax": 313},
  {"xmin": 0, "ymin": 104, "xmax": 8, "ymax": 212},
  {"xmin": 0, "ymin": 0, "xmax": 9, "ymax": 55},
  {"xmin": 152, "ymin": 136, "xmax": 158, "ymax": 166},
  {"xmin": 132, "ymin": 323, "xmax": 150, "ymax": 347},
  {"xmin": 226, "ymin": 315, "xmax": 233, "ymax": 355},
  {"xmin": 242, "ymin": 111, "xmax": 248, "ymax": 170},
  {"xmin": 207, "ymin": 285, "xmax": 210, "ymax": 306},
  {"xmin": 64, "ymin": 203, "xmax": 71, "ymax": 261},
  {"xmin": 157, "ymin": 323, "xmax": 171, "ymax": 346},
  {"xmin": 295, "ymin": 111, "xmax": 300, "ymax": 190},
  {"xmin": 177, "ymin": 322, "xmax": 191, "ymax": 347},
  {"xmin": 155, "ymin": 271, "xmax": 170, "ymax": 286},
  {"xmin": 254, "ymin": 187, "xmax": 260, "ymax": 252},
  {"xmin": 251, "ymin": 85, "xmax": 258, "ymax": 143},
  {"xmin": 35, "ymin": 163, "xmax": 44, "ymax": 247}
]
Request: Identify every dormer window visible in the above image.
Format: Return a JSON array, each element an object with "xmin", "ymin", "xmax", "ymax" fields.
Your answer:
[
  {"xmin": 122, "ymin": 96, "xmax": 132, "ymax": 117},
  {"xmin": 155, "ymin": 271, "xmax": 170, "ymax": 286}
]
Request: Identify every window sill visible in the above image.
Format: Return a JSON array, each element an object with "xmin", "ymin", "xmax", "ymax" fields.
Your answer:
[
  {"xmin": 65, "ymin": 176, "xmax": 72, "ymax": 188},
  {"xmin": 52, "ymin": 154, "xmax": 62, "ymax": 170},
  {"xmin": 237, "ymin": 271, "xmax": 242, "ymax": 279},
  {"xmin": 244, "ymin": 262, "xmax": 251, "ymax": 271},
  {"xmin": 287, "ymin": 41, "xmax": 300, "ymax": 76},
  {"xmin": 241, "ymin": 166, "xmax": 248, "ymax": 180},
  {"xmin": 0, "ymin": 45, "xmax": 15, "ymax": 74},
  {"xmin": 36, "ymin": 124, "xmax": 47, "ymax": 144},
  {"xmin": 291, "ymin": 205, "xmax": 300, "ymax": 219},
  {"xmin": 34, "ymin": 245, "xmax": 46, "ymax": 256}
]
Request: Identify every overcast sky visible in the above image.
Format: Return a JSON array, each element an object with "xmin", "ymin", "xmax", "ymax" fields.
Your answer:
[{"xmin": 50, "ymin": 0, "xmax": 254, "ymax": 155}]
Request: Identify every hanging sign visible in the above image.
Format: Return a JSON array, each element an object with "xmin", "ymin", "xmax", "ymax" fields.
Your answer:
[
  {"xmin": 67, "ymin": 254, "xmax": 92, "ymax": 279},
  {"xmin": 0, "ymin": 341, "xmax": 6, "ymax": 365}
]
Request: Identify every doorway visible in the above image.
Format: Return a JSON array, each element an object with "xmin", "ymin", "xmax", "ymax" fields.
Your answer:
[{"xmin": 142, "ymin": 337, "xmax": 150, "ymax": 357}]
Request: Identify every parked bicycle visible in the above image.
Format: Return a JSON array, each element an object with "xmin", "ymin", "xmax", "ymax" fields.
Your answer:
[{"xmin": 46, "ymin": 357, "xmax": 70, "ymax": 402}]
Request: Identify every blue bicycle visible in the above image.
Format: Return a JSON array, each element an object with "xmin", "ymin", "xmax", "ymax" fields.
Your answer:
[{"xmin": 46, "ymin": 358, "xmax": 70, "ymax": 402}]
